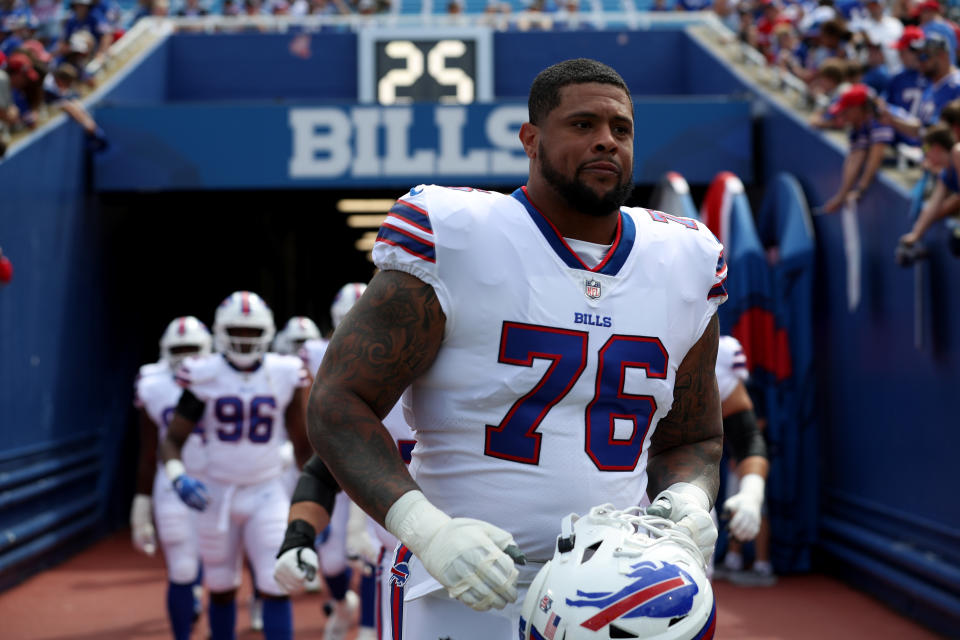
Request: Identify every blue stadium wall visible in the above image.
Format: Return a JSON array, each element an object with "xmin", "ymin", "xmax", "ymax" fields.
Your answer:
[{"xmin": 1, "ymin": 25, "xmax": 958, "ymax": 633}]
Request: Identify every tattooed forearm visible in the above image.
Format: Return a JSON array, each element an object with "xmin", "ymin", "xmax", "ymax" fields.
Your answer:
[
  {"xmin": 307, "ymin": 270, "xmax": 445, "ymax": 524},
  {"xmin": 646, "ymin": 314, "xmax": 724, "ymax": 506}
]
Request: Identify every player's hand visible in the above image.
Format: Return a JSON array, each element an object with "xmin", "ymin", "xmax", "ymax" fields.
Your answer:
[
  {"xmin": 129, "ymin": 494, "xmax": 156, "ymax": 556},
  {"xmin": 172, "ymin": 474, "xmax": 209, "ymax": 511},
  {"xmin": 722, "ymin": 473, "xmax": 765, "ymax": 542},
  {"xmin": 647, "ymin": 483, "xmax": 717, "ymax": 566},
  {"xmin": 346, "ymin": 501, "xmax": 380, "ymax": 565},
  {"xmin": 386, "ymin": 490, "xmax": 523, "ymax": 612},
  {"xmin": 274, "ymin": 546, "xmax": 319, "ymax": 593},
  {"xmin": 274, "ymin": 519, "xmax": 319, "ymax": 593}
]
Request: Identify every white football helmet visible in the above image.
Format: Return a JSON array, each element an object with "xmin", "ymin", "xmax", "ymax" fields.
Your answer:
[
  {"xmin": 213, "ymin": 291, "xmax": 276, "ymax": 368},
  {"xmin": 330, "ymin": 282, "xmax": 367, "ymax": 330},
  {"xmin": 274, "ymin": 316, "xmax": 321, "ymax": 354},
  {"xmin": 159, "ymin": 316, "xmax": 213, "ymax": 370},
  {"xmin": 520, "ymin": 505, "xmax": 715, "ymax": 640}
]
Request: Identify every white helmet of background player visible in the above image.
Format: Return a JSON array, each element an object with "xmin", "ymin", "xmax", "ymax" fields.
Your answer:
[
  {"xmin": 159, "ymin": 316, "xmax": 212, "ymax": 370},
  {"xmin": 520, "ymin": 505, "xmax": 715, "ymax": 640},
  {"xmin": 330, "ymin": 282, "xmax": 367, "ymax": 330},
  {"xmin": 274, "ymin": 316, "xmax": 321, "ymax": 354},
  {"xmin": 213, "ymin": 291, "xmax": 276, "ymax": 368}
]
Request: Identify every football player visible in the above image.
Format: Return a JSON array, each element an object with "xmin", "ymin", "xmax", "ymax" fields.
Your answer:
[
  {"xmin": 131, "ymin": 316, "xmax": 212, "ymax": 640},
  {"xmin": 161, "ymin": 291, "xmax": 312, "ymax": 640},
  {"xmin": 306, "ymin": 58, "xmax": 727, "ymax": 636},
  {"xmin": 273, "ymin": 316, "xmax": 322, "ymax": 356},
  {"xmin": 713, "ymin": 335, "xmax": 774, "ymax": 586}
]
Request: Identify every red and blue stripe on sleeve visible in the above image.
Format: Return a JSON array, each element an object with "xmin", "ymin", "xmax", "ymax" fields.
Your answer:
[
  {"xmin": 376, "ymin": 200, "xmax": 436, "ymax": 263},
  {"xmin": 709, "ymin": 251, "xmax": 728, "ymax": 300}
]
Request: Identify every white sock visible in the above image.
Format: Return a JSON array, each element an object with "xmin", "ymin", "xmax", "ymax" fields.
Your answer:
[
  {"xmin": 753, "ymin": 561, "xmax": 773, "ymax": 575},
  {"xmin": 723, "ymin": 551, "xmax": 743, "ymax": 571}
]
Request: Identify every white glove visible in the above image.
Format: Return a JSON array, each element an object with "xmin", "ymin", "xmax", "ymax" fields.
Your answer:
[
  {"xmin": 346, "ymin": 501, "xmax": 381, "ymax": 565},
  {"xmin": 723, "ymin": 473, "xmax": 765, "ymax": 542},
  {"xmin": 647, "ymin": 483, "xmax": 717, "ymax": 566},
  {"xmin": 386, "ymin": 490, "xmax": 522, "ymax": 612},
  {"xmin": 130, "ymin": 494, "xmax": 156, "ymax": 556},
  {"xmin": 274, "ymin": 546, "xmax": 320, "ymax": 594}
]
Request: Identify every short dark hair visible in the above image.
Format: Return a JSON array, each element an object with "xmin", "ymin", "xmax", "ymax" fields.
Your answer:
[
  {"xmin": 940, "ymin": 99, "xmax": 960, "ymax": 127},
  {"xmin": 528, "ymin": 58, "xmax": 631, "ymax": 125},
  {"xmin": 924, "ymin": 123, "xmax": 955, "ymax": 151}
]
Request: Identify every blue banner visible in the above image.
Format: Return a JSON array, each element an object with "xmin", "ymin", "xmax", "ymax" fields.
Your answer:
[{"xmin": 93, "ymin": 100, "xmax": 751, "ymax": 190}]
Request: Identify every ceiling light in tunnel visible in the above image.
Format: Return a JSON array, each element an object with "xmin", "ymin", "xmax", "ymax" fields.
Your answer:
[
  {"xmin": 347, "ymin": 214, "xmax": 387, "ymax": 228},
  {"xmin": 337, "ymin": 199, "xmax": 395, "ymax": 213},
  {"xmin": 355, "ymin": 231, "xmax": 378, "ymax": 252}
]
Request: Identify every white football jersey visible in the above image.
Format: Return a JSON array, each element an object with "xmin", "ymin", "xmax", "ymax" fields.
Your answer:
[
  {"xmin": 176, "ymin": 353, "xmax": 310, "ymax": 485},
  {"xmin": 373, "ymin": 185, "xmax": 727, "ymax": 562},
  {"xmin": 135, "ymin": 360, "xmax": 206, "ymax": 475},
  {"xmin": 716, "ymin": 335, "xmax": 749, "ymax": 403},
  {"xmin": 300, "ymin": 337, "xmax": 329, "ymax": 378}
]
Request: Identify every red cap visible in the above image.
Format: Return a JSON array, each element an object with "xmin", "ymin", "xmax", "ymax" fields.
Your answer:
[
  {"xmin": 6, "ymin": 53, "xmax": 38, "ymax": 82},
  {"xmin": 0, "ymin": 51, "xmax": 6, "ymax": 69},
  {"xmin": 911, "ymin": 0, "xmax": 940, "ymax": 16},
  {"xmin": 21, "ymin": 40, "xmax": 52, "ymax": 64},
  {"xmin": 893, "ymin": 25, "xmax": 926, "ymax": 49},
  {"xmin": 829, "ymin": 84, "xmax": 871, "ymax": 115}
]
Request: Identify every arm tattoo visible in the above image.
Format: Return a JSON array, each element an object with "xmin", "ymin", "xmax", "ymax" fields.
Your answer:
[
  {"xmin": 646, "ymin": 314, "xmax": 724, "ymax": 506},
  {"xmin": 307, "ymin": 270, "xmax": 445, "ymax": 524}
]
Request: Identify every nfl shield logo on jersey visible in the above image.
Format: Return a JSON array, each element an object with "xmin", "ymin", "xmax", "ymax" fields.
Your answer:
[{"xmin": 584, "ymin": 278, "xmax": 601, "ymax": 300}]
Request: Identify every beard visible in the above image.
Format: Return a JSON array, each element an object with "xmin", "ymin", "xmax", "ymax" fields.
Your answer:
[{"xmin": 539, "ymin": 143, "xmax": 634, "ymax": 218}]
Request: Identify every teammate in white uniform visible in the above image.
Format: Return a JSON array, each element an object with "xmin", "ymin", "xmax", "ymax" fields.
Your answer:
[
  {"xmin": 131, "ymin": 316, "xmax": 212, "ymax": 640},
  {"xmin": 274, "ymin": 315, "xmax": 322, "ymax": 356},
  {"xmin": 713, "ymin": 335, "xmax": 773, "ymax": 586},
  {"xmin": 305, "ymin": 59, "xmax": 728, "ymax": 638},
  {"xmin": 161, "ymin": 291, "xmax": 312, "ymax": 640}
]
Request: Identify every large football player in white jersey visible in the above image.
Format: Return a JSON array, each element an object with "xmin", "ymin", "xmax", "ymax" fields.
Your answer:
[
  {"xmin": 161, "ymin": 291, "xmax": 312, "ymax": 640},
  {"xmin": 131, "ymin": 316, "xmax": 212, "ymax": 640},
  {"xmin": 306, "ymin": 59, "xmax": 728, "ymax": 637}
]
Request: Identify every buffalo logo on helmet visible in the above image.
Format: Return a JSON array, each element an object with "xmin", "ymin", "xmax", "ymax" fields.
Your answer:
[
  {"xmin": 540, "ymin": 595, "xmax": 553, "ymax": 613},
  {"xmin": 566, "ymin": 560, "xmax": 698, "ymax": 631}
]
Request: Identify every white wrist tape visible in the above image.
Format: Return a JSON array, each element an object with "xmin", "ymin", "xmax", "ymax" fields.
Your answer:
[
  {"xmin": 662, "ymin": 482, "xmax": 711, "ymax": 511},
  {"xmin": 131, "ymin": 494, "xmax": 152, "ymax": 526},
  {"xmin": 738, "ymin": 474, "xmax": 765, "ymax": 502},
  {"xmin": 385, "ymin": 490, "xmax": 451, "ymax": 556},
  {"xmin": 164, "ymin": 459, "xmax": 186, "ymax": 482}
]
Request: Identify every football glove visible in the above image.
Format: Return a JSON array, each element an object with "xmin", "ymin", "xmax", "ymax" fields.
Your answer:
[
  {"xmin": 723, "ymin": 473, "xmax": 765, "ymax": 542},
  {"xmin": 386, "ymin": 490, "xmax": 523, "ymax": 612},
  {"xmin": 274, "ymin": 519, "xmax": 319, "ymax": 593},
  {"xmin": 130, "ymin": 494, "xmax": 156, "ymax": 556},
  {"xmin": 647, "ymin": 483, "xmax": 717, "ymax": 566},
  {"xmin": 165, "ymin": 459, "xmax": 208, "ymax": 511},
  {"xmin": 346, "ymin": 501, "xmax": 381, "ymax": 566}
]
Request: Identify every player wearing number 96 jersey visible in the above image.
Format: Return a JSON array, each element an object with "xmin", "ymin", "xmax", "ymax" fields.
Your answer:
[
  {"xmin": 307, "ymin": 59, "xmax": 727, "ymax": 639},
  {"xmin": 161, "ymin": 291, "xmax": 312, "ymax": 640}
]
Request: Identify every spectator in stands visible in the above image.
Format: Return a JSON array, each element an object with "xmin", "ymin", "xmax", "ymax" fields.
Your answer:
[
  {"xmin": 859, "ymin": 37, "xmax": 891, "ymax": 95},
  {"xmin": 822, "ymin": 84, "xmax": 895, "ymax": 211},
  {"xmin": 897, "ymin": 123, "xmax": 960, "ymax": 257},
  {"xmin": 5, "ymin": 52, "xmax": 38, "ymax": 128},
  {"xmin": 713, "ymin": 0, "xmax": 742, "ymax": 32},
  {"xmin": 41, "ymin": 61, "xmax": 107, "ymax": 149},
  {"xmin": 883, "ymin": 24, "xmax": 928, "ymax": 137},
  {"xmin": 851, "ymin": 0, "xmax": 903, "ymax": 71},
  {"xmin": 59, "ymin": 0, "xmax": 112, "ymax": 65},
  {"xmin": 885, "ymin": 32, "xmax": 960, "ymax": 138},
  {"xmin": 176, "ymin": 0, "xmax": 209, "ymax": 16},
  {"xmin": 555, "ymin": 0, "xmax": 592, "ymax": 30},
  {"xmin": 813, "ymin": 19, "xmax": 854, "ymax": 67},
  {"xmin": 913, "ymin": 0, "xmax": 959, "ymax": 64},
  {"xmin": 807, "ymin": 57, "xmax": 848, "ymax": 124},
  {"xmin": 516, "ymin": 0, "xmax": 553, "ymax": 30},
  {"xmin": 0, "ymin": 51, "xmax": 19, "ymax": 156}
]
